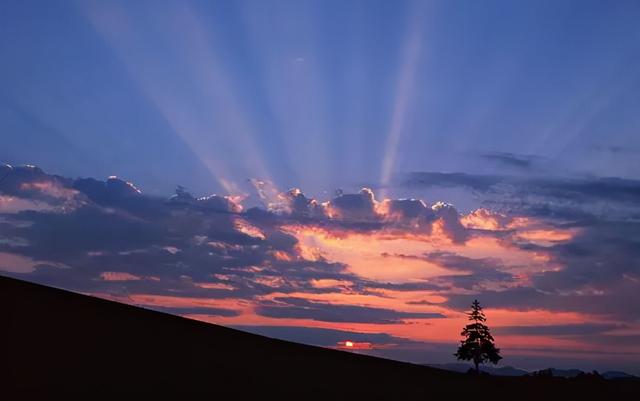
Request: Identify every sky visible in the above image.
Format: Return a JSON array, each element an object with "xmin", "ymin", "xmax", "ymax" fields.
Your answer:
[{"xmin": 1, "ymin": 0, "xmax": 640, "ymax": 374}]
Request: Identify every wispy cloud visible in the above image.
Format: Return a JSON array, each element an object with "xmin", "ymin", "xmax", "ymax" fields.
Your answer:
[{"xmin": 481, "ymin": 152, "xmax": 540, "ymax": 170}]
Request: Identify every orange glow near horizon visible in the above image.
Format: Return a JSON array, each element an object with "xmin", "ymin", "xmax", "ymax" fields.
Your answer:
[
  {"xmin": 81, "ymin": 210, "xmax": 632, "ymax": 366},
  {"xmin": 337, "ymin": 340, "xmax": 377, "ymax": 350}
]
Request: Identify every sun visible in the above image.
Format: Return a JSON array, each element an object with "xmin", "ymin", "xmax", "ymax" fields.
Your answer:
[{"xmin": 345, "ymin": 341, "xmax": 354, "ymax": 348}]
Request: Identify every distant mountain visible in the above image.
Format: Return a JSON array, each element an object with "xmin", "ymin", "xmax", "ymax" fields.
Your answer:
[
  {"xmin": 602, "ymin": 371, "xmax": 639, "ymax": 380},
  {"xmin": 531, "ymin": 368, "xmax": 639, "ymax": 380},
  {"xmin": 3, "ymin": 275, "xmax": 639, "ymax": 400},
  {"xmin": 429, "ymin": 363, "xmax": 637, "ymax": 380},
  {"xmin": 427, "ymin": 363, "xmax": 529, "ymax": 376},
  {"xmin": 532, "ymin": 368, "xmax": 588, "ymax": 378}
]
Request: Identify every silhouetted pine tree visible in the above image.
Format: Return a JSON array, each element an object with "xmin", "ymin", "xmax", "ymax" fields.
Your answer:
[{"xmin": 454, "ymin": 300, "xmax": 502, "ymax": 373}]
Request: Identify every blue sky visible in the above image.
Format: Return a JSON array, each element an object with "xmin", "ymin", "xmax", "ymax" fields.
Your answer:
[{"xmin": 2, "ymin": 0, "xmax": 639, "ymax": 198}]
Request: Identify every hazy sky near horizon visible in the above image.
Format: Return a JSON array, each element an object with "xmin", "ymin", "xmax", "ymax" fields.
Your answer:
[{"xmin": 2, "ymin": 0, "xmax": 640, "ymax": 374}]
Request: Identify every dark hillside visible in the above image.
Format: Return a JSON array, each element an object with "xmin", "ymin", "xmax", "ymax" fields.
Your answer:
[{"xmin": 2, "ymin": 275, "xmax": 637, "ymax": 400}]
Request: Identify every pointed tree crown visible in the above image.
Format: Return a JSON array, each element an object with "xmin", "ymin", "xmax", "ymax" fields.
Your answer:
[{"xmin": 468, "ymin": 299, "xmax": 486, "ymax": 322}]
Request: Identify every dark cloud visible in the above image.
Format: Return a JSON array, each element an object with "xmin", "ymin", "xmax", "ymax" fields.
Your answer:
[
  {"xmin": 481, "ymin": 152, "xmax": 539, "ymax": 170},
  {"xmin": 74, "ymin": 176, "xmax": 142, "ymax": 204},
  {"xmin": 579, "ymin": 334, "xmax": 640, "ymax": 348},
  {"xmin": 367, "ymin": 279, "xmax": 443, "ymax": 292},
  {"xmin": 405, "ymin": 300, "xmax": 441, "ymax": 306},
  {"xmin": 431, "ymin": 202, "xmax": 468, "ymax": 243},
  {"xmin": 383, "ymin": 198, "xmax": 433, "ymax": 220},
  {"xmin": 0, "ymin": 164, "xmax": 81, "ymax": 208},
  {"xmin": 146, "ymin": 305, "xmax": 241, "ymax": 317},
  {"xmin": 444, "ymin": 287, "xmax": 550, "ymax": 311},
  {"xmin": 256, "ymin": 297, "xmax": 445, "ymax": 324},
  {"xmin": 403, "ymin": 171, "xmax": 640, "ymax": 213},
  {"xmin": 382, "ymin": 252, "xmax": 515, "ymax": 291},
  {"xmin": 494, "ymin": 323, "xmax": 623, "ymax": 336},
  {"xmin": 591, "ymin": 145, "xmax": 640, "ymax": 155},
  {"xmin": 329, "ymin": 188, "xmax": 378, "ymax": 222},
  {"xmin": 401, "ymin": 169, "xmax": 640, "ymax": 322},
  {"xmin": 403, "ymin": 172, "xmax": 501, "ymax": 192},
  {"xmin": 425, "ymin": 252, "xmax": 515, "ymax": 290},
  {"xmin": 277, "ymin": 188, "xmax": 327, "ymax": 219},
  {"xmin": 462, "ymin": 219, "xmax": 640, "ymax": 320},
  {"xmin": 0, "ymin": 164, "xmax": 72, "ymax": 196},
  {"xmin": 444, "ymin": 279, "xmax": 640, "ymax": 320},
  {"xmin": 532, "ymin": 221, "xmax": 640, "ymax": 291},
  {"xmin": 2, "ymin": 207, "xmax": 167, "ymax": 261}
]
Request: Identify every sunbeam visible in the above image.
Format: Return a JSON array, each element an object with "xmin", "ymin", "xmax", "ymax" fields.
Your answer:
[
  {"xmin": 379, "ymin": 3, "xmax": 430, "ymax": 200},
  {"xmin": 239, "ymin": 0, "xmax": 333, "ymax": 195},
  {"xmin": 81, "ymin": 1, "xmax": 275, "ymax": 194}
]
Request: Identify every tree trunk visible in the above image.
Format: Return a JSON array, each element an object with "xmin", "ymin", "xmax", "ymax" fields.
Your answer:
[{"xmin": 474, "ymin": 360, "xmax": 479, "ymax": 374}]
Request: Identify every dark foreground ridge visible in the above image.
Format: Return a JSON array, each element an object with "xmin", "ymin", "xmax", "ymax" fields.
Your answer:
[{"xmin": 2, "ymin": 275, "xmax": 638, "ymax": 400}]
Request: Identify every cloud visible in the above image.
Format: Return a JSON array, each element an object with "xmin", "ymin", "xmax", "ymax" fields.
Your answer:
[
  {"xmin": 431, "ymin": 202, "xmax": 468, "ymax": 243},
  {"xmin": 256, "ymin": 297, "xmax": 445, "ymax": 324},
  {"xmin": 0, "ymin": 252, "xmax": 68, "ymax": 273},
  {"xmin": 377, "ymin": 251, "xmax": 516, "ymax": 292},
  {"xmin": 266, "ymin": 188, "xmax": 326, "ymax": 219},
  {"xmin": 402, "ymin": 171, "xmax": 640, "ymax": 217},
  {"xmin": 494, "ymin": 323, "xmax": 623, "ymax": 336},
  {"xmin": 99, "ymin": 271, "xmax": 144, "ymax": 281},
  {"xmin": 328, "ymin": 188, "xmax": 378, "ymax": 222},
  {"xmin": 399, "ymin": 171, "xmax": 640, "ymax": 325},
  {"xmin": 145, "ymin": 305, "xmax": 241, "ymax": 317},
  {"xmin": 1, "ymin": 167, "xmax": 376, "ymax": 304},
  {"xmin": 261, "ymin": 186, "xmax": 468, "ymax": 242},
  {"xmin": 443, "ymin": 280, "xmax": 640, "ymax": 320},
  {"xmin": 481, "ymin": 152, "xmax": 539, "ymax": 170},
  {"xmin": 579, "ymin": 334, "xmax": 640, "ymax": 348},
  {"xmin": 422, "ymin": 252, "xmax": 516, "ymax": 290},
  {"xmin": 403, "ymin": 172, "xmax": 501, "ymax": 192},
  {"xmin": 591, "ymin": 145, "xmax": 640, "ymax": 155},
  {"xmin": 2, "ymin": 164, "xmax": 639, "ymax": 368},
  {"xmin": 0, "ymin": 195, "xmax": 55, "ymax": 214},
  {"xmin": 0, "ymin": 164, "xmax": 84, "ymax": 211},
  {"xmin": 379, "ymin": 198, "xmax": 434, "ymax": 222},
  {"xmin": 4, "ymin": 206, "xmax": 167, "ymax": 261}
]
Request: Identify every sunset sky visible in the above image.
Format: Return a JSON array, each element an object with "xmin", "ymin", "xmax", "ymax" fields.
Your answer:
[{"xmin": 1, "ymin": 0, "xmax": 640, "ymax": 374}]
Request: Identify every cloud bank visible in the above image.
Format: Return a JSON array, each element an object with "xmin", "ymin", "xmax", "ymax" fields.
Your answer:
[{"xmin": 1, "ymin": 164, "xmax": 639, "ymax": 372}]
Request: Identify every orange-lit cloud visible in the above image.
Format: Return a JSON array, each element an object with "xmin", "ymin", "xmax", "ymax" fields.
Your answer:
[
  {"xmin": 20, "ymin": 181, "xmax": 80, "ymax": 200},
  {"xmin": 100, "ymin": 271, "xmax": 143, "ymax": 281},
  {"xmin": 461, "ymin": 209, "xmax": 512, "ymax": 230},
  {"xmin": 0, "ymin": 195, "xmax": 53, "ymax": 213},
  {"xmin": 233, "ymin": 217, "xmax": 266, "ymax": 240},
  {"xmin": 0, "ymin": 252, "xmax": 69, "ymax": 273}
]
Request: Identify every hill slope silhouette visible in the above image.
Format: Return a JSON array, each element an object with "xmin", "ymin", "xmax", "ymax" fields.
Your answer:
[{"xmin": 2, "ymin": 275, "xmax": 638, "ymax": 400}]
